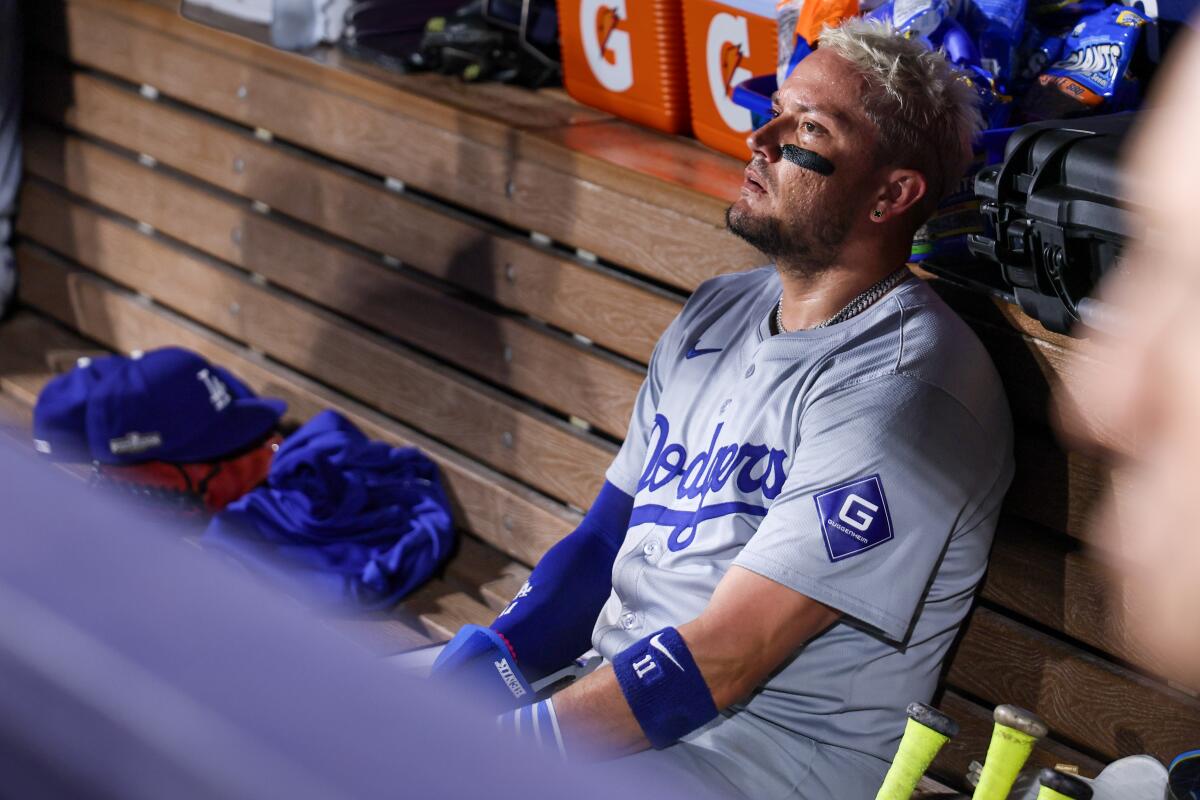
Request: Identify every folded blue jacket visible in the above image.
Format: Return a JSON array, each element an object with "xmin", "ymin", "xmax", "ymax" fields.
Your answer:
[{"xmin": 204, "ymin": 410, "xmax": 454, "ymax": 609}]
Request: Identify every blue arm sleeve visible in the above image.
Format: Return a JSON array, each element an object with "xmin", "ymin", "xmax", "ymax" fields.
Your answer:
[{"xmin": 490, "ymin": 480, "xmax": 633, "ymax": 681}]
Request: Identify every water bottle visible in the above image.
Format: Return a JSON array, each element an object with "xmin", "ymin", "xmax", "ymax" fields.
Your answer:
[{"xmin": 271, "ymin": 0, "xmax": 321, "ymax": 50}]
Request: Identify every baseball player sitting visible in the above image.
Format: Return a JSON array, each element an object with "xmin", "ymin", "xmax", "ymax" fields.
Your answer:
[{"xmin": 434, "ymin": 17, "xmax": 1013, "ymax": 799}]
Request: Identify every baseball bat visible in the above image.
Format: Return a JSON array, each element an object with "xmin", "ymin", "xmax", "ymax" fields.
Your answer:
[
  {"xmin": 874, "ymin": 702, "xmax": 960, "ymax": 800},
  {"xmin": 970, "ymin": 705, "xmax": 1049, "ymax": 800},
  {"xmin": 1036, "ymin": 768, "xmax": 1093, "ymax": 800}
]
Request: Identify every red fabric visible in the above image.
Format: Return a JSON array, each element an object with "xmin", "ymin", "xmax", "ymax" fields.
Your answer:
[{"xmin": 94, "ymin": 434, "xmax": 283, "ymax": 515}]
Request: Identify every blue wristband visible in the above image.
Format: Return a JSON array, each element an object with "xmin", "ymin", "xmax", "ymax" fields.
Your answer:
[{"xmin": 612, "ymin": 627, "xmax": 718, "ymax": 749}]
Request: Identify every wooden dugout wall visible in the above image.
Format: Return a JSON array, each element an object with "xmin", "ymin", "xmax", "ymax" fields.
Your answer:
[{"xmin": 2, "ymin": 0, "xmax": 1196, "ymax": 791}]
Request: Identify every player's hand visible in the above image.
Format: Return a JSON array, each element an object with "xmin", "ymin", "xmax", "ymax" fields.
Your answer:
[{"xmin": 430, "ymin": 624, "xmax": 534, "ymax": 712}]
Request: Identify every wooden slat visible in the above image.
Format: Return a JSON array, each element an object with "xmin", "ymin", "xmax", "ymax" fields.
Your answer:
[
  {"xmin": 983, "ymin": 518, "xmax": 1146, "ymax": 675},
  {"xmin": 30, "ymin": 0, "xmax": 761, "ymax": 290},
  {"xmin": 0, "ymin": 312, "xmax": 106, "ymax": 406},
  {"xmin": 15, "ymin": 193, "xmax": 614, "ymax": 511},
  {"xmin": 444, "ymin": 535, "xmax": 530, "ymax": 614},
  {"xmin": 14, "ymin": 244, "xmax": 583, "ymax": 567},
  {"xmin": 394, "ymin": 579, "xmax": 495, "ymax": 642},
  {"xmin": 914, "ymin": 776, "xmax": 958, "ymax": 798},
  {"xmin": 947, "ymin": 607, "xmax": 1200, "ymax": 763},
  {"xmin": 1005, "ymin": 433, "xmax": 1116, "ymax": 546},
  {"xmin": 976, "ymin": 324, "xmax": 1126, "ymax": 457},
  {"xmin": 931, "ymin": 690, "xmax": 1103, "ymax": 787},
  {"xmin": 18, "ymin": 138, "xmax": 644, "ymax": 437},
  {"xmin": 0, "ymin": 390, "xmax": 36, "ymax": 453},
  {"xmin": 63, "ymin": 0, "xmax": 744, "ymax": 224},
  {"xmin": 322, "ymin": 613, "xmax": 435, "ymax": 657},
  {"xmin": 23, "ymin": 77, "xmax": 679, "ymax": 365}
]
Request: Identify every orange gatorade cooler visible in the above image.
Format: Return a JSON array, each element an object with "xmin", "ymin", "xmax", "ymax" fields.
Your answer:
[
  {"xmin": 683, "ymin": 0, "xmax": 777, "ymax": 159},
  {"xmin": 557, "ymin": 0, "xmax": 691, "ymax": 134}
]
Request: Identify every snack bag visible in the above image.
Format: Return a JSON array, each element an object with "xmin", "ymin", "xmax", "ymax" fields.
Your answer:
[
  {"xmin": 930, "ymin": 17, "xmax": 983, "ymax": 67},
  {"xmin": 963, "ymin": 0, "xmax": 1027, "ymax": 81},
  {"xmin": 1014, "ymin": 25, "xmax": 1065, "ymax": 90},
  {"xmin": 776, "ymin": 0, "xmax": 859, "ymax": 83},
  {"xmin": 893, "ymin": 0, "xmax": 954, "ymax": 37},
  {"xmin": 1017, "ymin": 4, "xmax": 1149, "ymax": 120}
]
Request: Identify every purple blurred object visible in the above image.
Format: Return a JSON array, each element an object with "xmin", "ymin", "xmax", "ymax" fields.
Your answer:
[{"xmin": 0, "ymin": 439, "xmax": 722, "ymax": 799}]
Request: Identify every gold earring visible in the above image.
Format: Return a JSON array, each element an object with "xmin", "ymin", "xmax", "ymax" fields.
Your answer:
[{"xmin": 872, "ymin": 209, "xmax": 884, "ymax": 218}]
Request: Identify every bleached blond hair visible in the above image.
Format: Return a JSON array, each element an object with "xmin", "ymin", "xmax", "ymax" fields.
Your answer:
[{"xmin": 819, "ymin": 17, "xmax": 984, "ymax": 212}]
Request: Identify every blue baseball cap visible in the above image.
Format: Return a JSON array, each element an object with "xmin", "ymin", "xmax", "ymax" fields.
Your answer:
[
  {"xmin": 33, "ymin": 354, "xmax": 130, "ymax": 462},
  {"xmin": 86, "ymin": 348, "xmax": 286, "ymax": 465}
]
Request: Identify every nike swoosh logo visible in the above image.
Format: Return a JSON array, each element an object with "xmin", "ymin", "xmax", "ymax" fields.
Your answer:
[
  {"xmin": 649, "ymin": 633, "xmax": 684, "ymax": 671},
  {"xmin": 685, "ymin": 346, "xmax": 722, "ymax": 359}
]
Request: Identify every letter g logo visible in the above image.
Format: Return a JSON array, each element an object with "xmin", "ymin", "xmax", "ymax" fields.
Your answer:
[
  {"xmin": 581, "ymin": 0, "xmax": 633, "ymax": 92},
  {"xmin": 706, "ymin": 12, "xmax": 752, "ymax": 132},
  {"xmin": 814, "ymin": 475, "xmax": 893, "ymax": 562},
  {"xmin": 837, "ymin": 494, "xmax": 879, "ymax": 532}
]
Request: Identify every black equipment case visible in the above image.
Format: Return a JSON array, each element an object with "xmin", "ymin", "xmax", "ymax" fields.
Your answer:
[{"xmin": 968, "ymin": 113, "xmax": 1138, "ymax": 334}]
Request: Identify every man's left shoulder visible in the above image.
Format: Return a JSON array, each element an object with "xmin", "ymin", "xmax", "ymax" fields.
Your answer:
[{"xmin": 890, "ymin": 281, "xmax": 1007, "ymax": 409}]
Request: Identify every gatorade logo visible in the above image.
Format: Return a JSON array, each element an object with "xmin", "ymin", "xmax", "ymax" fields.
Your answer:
[
  {"xmin": 581, "ymin": 0, "xmax": 633, "ymax": 92},
  {"xmin": 706, "ymin": 12, "xmax": 753, "ymax": 132}
]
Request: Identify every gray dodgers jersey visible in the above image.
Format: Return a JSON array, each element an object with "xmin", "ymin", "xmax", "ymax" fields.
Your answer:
[{"xmin": 595, "ymin": 267, "xmax": 1013, "ymax": 798}]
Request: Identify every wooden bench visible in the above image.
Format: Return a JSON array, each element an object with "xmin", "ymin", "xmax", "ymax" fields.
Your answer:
[{"xmin": 4, "ymin": 0, "xmax": 1197, "ymax": 792}]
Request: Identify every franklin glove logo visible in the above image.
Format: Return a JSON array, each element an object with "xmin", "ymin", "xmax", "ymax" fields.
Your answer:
[
  {"xmin": 814, "ymin": 475, "xmax": 894, "ymax": 562},
  {"xmin": 494, "ymin": 658, "xmax": 527, "ymax": 700}
]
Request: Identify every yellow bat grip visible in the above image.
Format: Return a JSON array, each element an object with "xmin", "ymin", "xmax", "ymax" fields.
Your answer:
[
  {"xmin": 875, "ymin": 717, "xmax": 951, "ymax": 800},
  {"xmin": 972, "ymin": 724, "xmax": 1039, "ymax": 800},
  {"xmin": 1036, "ymin": 787, "xmax": 1075, "ymax": 800}
]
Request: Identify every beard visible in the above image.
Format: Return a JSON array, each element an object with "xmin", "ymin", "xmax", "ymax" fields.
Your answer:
[{"xmin": 725, "ymin": 195, "xmax": 853, "ymax": 276}]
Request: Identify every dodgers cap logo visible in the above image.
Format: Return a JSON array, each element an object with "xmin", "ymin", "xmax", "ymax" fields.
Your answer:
[{"xmin": 813, "ymin": 475, "xmax": 894, "ymax": 562}]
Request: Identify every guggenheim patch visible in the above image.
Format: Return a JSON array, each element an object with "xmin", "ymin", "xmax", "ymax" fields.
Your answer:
[{"xmin": 813, "ymin": 475, "xmax": 894, "ymax": 562}]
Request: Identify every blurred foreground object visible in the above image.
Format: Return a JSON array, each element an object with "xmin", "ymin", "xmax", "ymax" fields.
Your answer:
[
  {"xmin": 0, "ymin": 439, "xmax": 702, "ymax": 799},
  {"xmin": 0, "ymin": 0, "xmax": 19, "ymax": 318},
  {"xmin": 1056, "ymin": 24, "xmax": 1200, "ymax": 688}
]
